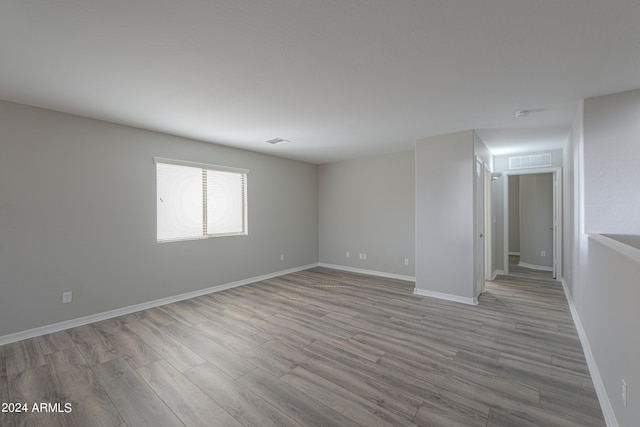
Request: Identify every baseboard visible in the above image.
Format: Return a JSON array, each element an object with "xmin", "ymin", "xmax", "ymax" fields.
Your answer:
[
  {"xmin": 413, "ymin": 288, "xmax": 478, "ymax": 306},
  {"xmin": 317, "ymin": 263, "xmax": 415, "ymax": 282},
  {"xmin": 491, "ymin": 270, "xmax": 505, "ymax": 280},
  {"xmin": 508, "ymin": 251, "xmax": 521, "ymax": 256},
  {"xmin": 0, "ymin": 263, "xmax": 320, "ymax": 346},
  {"xmin": 561, "ymin": 278, "xmax": 618, "ymax": 427},
  {"xmin": 518, "ymin": 261, "xmax": 553, "ymax": 272}
]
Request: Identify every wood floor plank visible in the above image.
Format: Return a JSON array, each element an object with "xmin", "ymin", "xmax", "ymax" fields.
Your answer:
[
  {"xmin": 68, "ymin": 324, "xmax": 119, "ymax": 366},
  {"xmin": 38, "ymin": 331, "xmax": 75, "ymax": 356},
  {"xmin": 163, "ymin": 322, "xmax": 255, "ymax": 379},
  {"xmin": 377, "ymin": 351, "xmax": 541, "ymax": 410},
  {"xmin": 459, "ymin": 346, "xmax": 593, "ymax": 402},
  {"xmin": 484, "ymin": 401, "xmax": 592, "ymax": 427},
  {"xmin": 46, "ymin": 347, "xmax": 123, "ymax": 427},
  {"xmin": 92, "ymin": 357, "xmax": 183, "ymax": 427},
  {"xmin": 93, "ymin": 321, "xmax": 161, "ymax": 369},
  {"xmin": 497, "ymin": 352, "xmax": 595, "ymax": 390},
  {"xmin": 351, "ymin": 330, "xmax": 457, "ymax": 362},
  {"xmin": 550, "ymin": 353, "xmax": 590, "ymax": 375},
  {"xmin": 184, "ymin": 363, "xmax": 301, "ymax": 427},
  {"xmin": 9, "ymin": 365, "xmax": 69, "ymax": 427},
  {"xmin": 116, "ymin": 311, "xmax": 144, "ymax": 325},
  {"xmin": 485, "ymin": 407, "xmax": 540, "ymax": 427},
  {"xmin": 139, "ymin": 307, "xmax": 176, "ymax": 327},
  {"xmin": 237, "ymin": 367, "xmax": 362, "ymax": 427},
  {"xmin": 158, "ymin": 302, "xmax": 209, "ymax": 327},
  {"xmin": 5, "ymin": 338, "xmax": 46, "ymax": 377},
  {"xmin": 192, "ymin": 321, "xmax": 295, "ymax": 377},
  {"xmin": 539, "ymin": 387, "xmax": 604, "ymax": 427},
  {"xmin": 192, "ymin": 306, "xmax": 272, "ymax": 346},
  {"xmin": 281, "ymin": 366, "xmax": 417, "ymax": 427},
  {"xmin": 125, "ymin": 319, "xmax": 206, "ymax": 372},
  {"xmin": 413, "ymin": 401, "xmax": 487, "ymax": 427},
  {"xmin": 137, "ymin": 359, "xmax": 242, "ymax": 427},
  {"xmin": 260, "ymin": 338, "xmax": 314, "ymax": 369},
  {"xmin": 294, "ymin": 346, "xmax": 423, "ymax": 420}
]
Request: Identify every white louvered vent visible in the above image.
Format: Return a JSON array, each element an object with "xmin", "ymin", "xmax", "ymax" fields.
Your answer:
[{"xmin": 509, "ymin": 153, "xmax": 552, "ymax": 170}]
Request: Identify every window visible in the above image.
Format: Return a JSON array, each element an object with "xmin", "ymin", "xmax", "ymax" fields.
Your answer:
[{"xmin": 155, "ymin": 157, "xmax": 248, "ymax": 241}]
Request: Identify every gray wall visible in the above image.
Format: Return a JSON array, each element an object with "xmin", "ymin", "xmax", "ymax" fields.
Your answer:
[
  {"xmin": 416, "ymin": 131, "xmax": 475, "ymax": 299},
  {"xmin": 318, "ymin": 150, "xmax": 415, "ymax": 277},
  {"xmin": 518, "ymin": 174, "xmax": 553, "ymax": 268},
  {"xmin": 565, "ymin": 96, "xmax": 640, "ymax": 426},
  {"xmin": 584, "ymin": 88, "xmax": 640, "ymax": 234},
  {"xmin": 0, "ymin": 100, "xmax": 318, "ymax": 337},
  {"xmin": 508, "ymin": 175, "xmax": 520, "ymax": 254}
]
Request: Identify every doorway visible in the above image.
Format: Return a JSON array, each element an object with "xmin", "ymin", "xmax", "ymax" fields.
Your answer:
[
  {"xmin": 503, "ymin": 168, "xmax": 561, "ymax": 280},
  {"xmin": 475, "ymin": 157, "xmax": 492, "ymax": 296}
]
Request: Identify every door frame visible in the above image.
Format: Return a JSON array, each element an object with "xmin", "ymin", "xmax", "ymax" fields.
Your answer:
[
  {"xmin": 474, "ymin": 157, "xmax": 491, "ymax": 295},
  {"xmin": 502, "ymin": 167, "xmax": 562, "ymax": 279}
]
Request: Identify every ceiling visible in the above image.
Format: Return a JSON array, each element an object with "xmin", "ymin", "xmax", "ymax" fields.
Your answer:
[{"xmin": 1, "ymin": 1, "xmax": 640, "ymax": 164}]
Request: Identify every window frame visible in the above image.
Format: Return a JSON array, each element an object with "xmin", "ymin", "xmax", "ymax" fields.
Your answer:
[{"xmin": 154, "ymin": 157, "xmax": 249, "ymax": 242}]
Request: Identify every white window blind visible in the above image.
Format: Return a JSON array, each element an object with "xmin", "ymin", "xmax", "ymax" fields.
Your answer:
[{"xmin": 155, "ymin": 158, "xmax": 248, "ymax": 242}]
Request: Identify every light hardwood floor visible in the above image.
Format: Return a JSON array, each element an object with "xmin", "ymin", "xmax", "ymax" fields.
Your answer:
[
  {"xmin": 0, "ymin": 267, "xmax": 604, "ymax": 426},
  {"xmin": 508, "ymin": 255, "xmax": 554, "ymax": 281}
]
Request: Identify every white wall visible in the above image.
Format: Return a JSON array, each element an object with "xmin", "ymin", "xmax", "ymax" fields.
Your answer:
[
  {"xmin": 565, "ymin": 97, "xmax": 640, "ymax": 427},
  {"xmin": 0, "ymin": 100, "xmax": 318, "ymax": 338},
  {"xmin": 318, "ymin": 151, "xmax": 415, "ymax": 278},
  {"xmin": 583, "ymin": 89, "xmax": 640, "ymax": 234},
  {"xmin": 415, "ymin": 131, "xmax": 476, "ymax": 302}
]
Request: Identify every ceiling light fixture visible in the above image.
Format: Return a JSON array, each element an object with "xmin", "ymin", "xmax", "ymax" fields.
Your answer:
[
  {"xmin": 514, "ymin": 110, "xmax": 529, "ymax": 118},
  {"xmin": 266, "ymin": 137, "xmax": 289, "ymax": 145}
]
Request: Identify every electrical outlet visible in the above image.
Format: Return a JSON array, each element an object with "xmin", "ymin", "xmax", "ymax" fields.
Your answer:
[
  {"xmin": 346, "ymin": 251, "xmax": 350, "ymax": 258},
  {"xmin": 280, "ymin": 254, "xmax": 285, "ymax": 261},
  {"xmin": 404, "ymin": 258, "xmax": 409, "ymax": 266},
  {"xmin": 362, "ymin": 253, "xmax": 367, "ymax": 261},
  {"xmin": 541, "ymin": 250, "xmax": 546, "ymax": 257},
  {"xmin": 622, "ymin": 379, "xmax": 627, "ymax": 407},
  {"xmin": 359, "ymin": 253, "xmax": 363, "ymax": 260},
  {"xmin": 62, "ymin": 292, "xmax": 72, "ymax": 304}
]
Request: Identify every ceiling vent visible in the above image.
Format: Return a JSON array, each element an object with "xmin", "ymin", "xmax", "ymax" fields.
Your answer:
[
  {"xmin": 509, "ymin": 153, "xmax": 552, "ymax": 170},
  {"xmin": 266, "ymin": 137, "xmax": 289, "ymax": 145}
]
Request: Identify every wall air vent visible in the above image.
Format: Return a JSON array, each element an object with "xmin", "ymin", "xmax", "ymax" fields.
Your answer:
[{"xmin": 509, "ymin": 153, "xmax": 552, "ymax": 170}]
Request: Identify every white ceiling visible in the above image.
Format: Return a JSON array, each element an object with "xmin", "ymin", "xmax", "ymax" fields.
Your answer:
[{"xmin": 1, "ymin": 1, "xmax": 640, "ymax": 164}]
